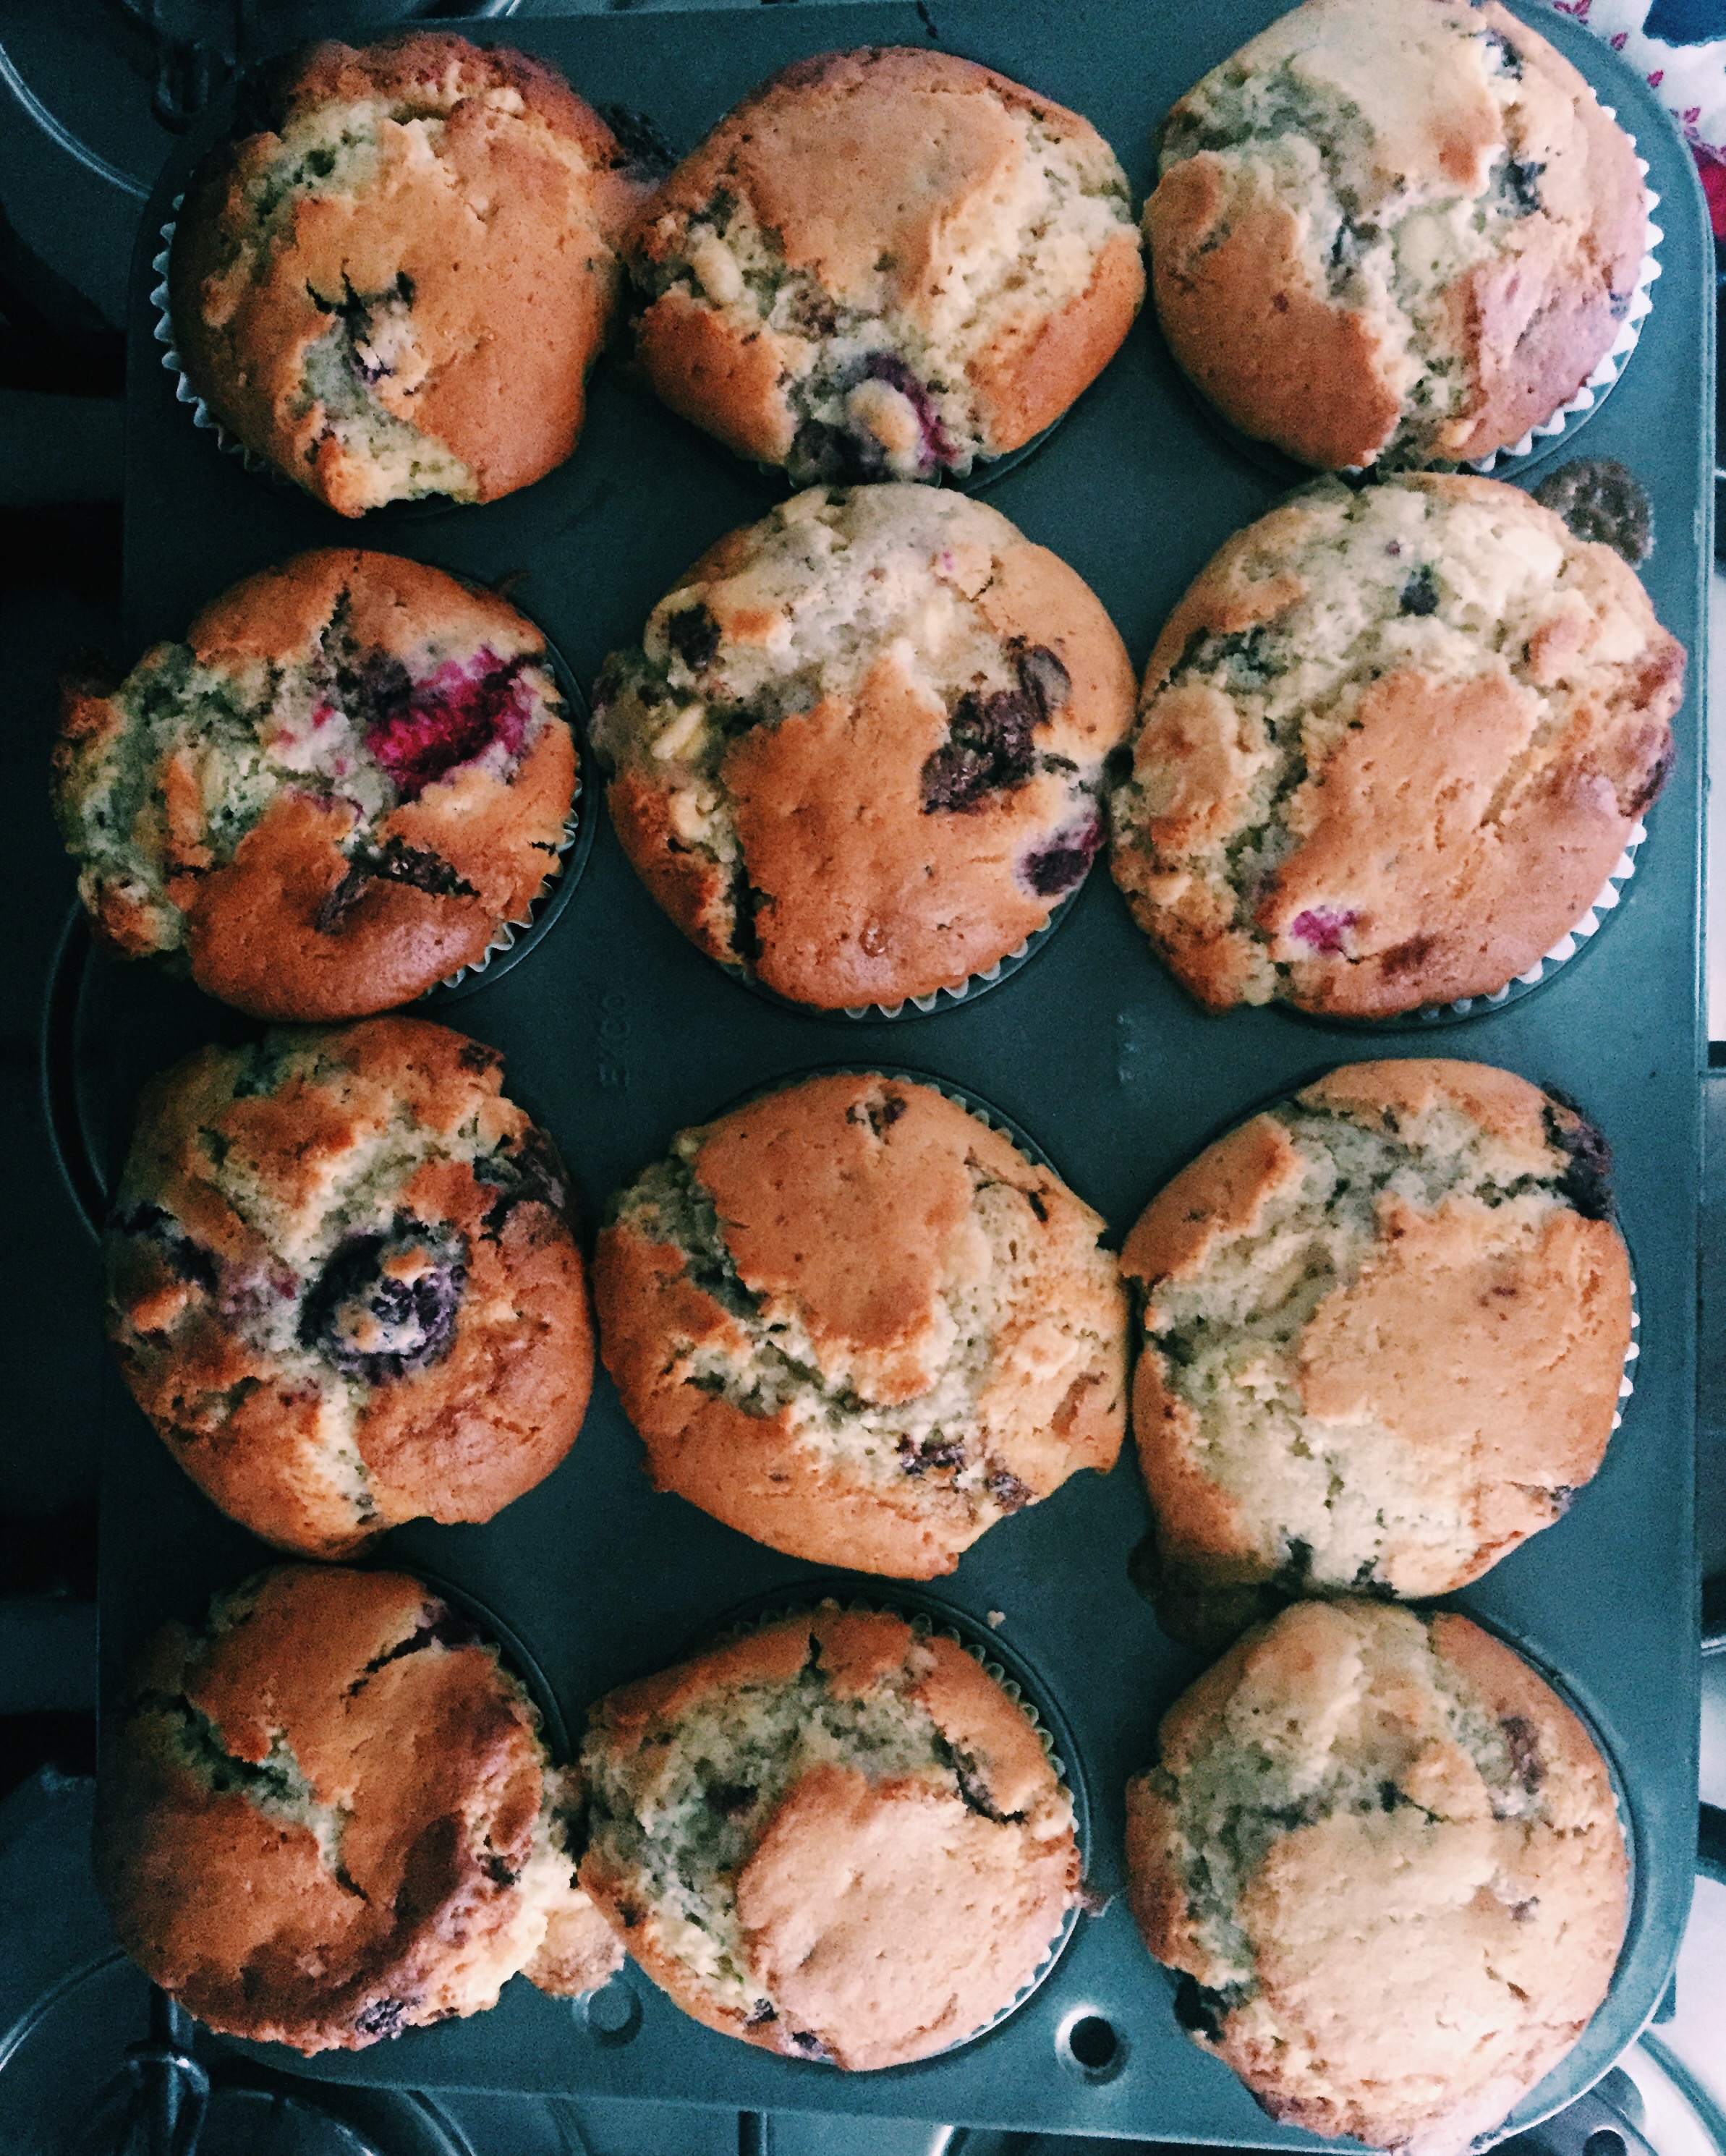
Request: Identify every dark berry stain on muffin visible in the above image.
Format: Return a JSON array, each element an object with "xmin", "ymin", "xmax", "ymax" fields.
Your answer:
[
  {"xmin": 707, "ymin": 1781, "xmax": 758, "ymax": 1818},
  {"xmin": 1023, "ymin": 814, "xmax": 1102, "ymax": 896},
  {"xmin": 350, "ymin": 1603, "xmax": 480, "ymax": 1693},
  {"xmin": 666, "ymin": 604, "xmax": 721, "ymax": 673},
  {"xmin": 862, "ymin": 352, "xmax": 958, "ymax": 472},
  {"xmin": 1398, "ymin": 566, "xmax": 1440, "ymax": 617},
  {"xmin": 1542, "ymin": 1100, "xmax": 1614, "ymax": 1222},
  {"xmin": 475, "ymin": 1129, "xmax": 567, "ymax": 1238},
  {"xmin": 362, "ymin": 651, "xmax": 533, "ymax": 800},
  {"xmin": 986, "ymin": 1468, "xmax": 1033, "ymax": 1512},
  {"xmin": 112, "ymin": 1203, "xmax": 219, "ymax": 1295},
  {"xmin": 922, "ymin": 681, "xmax": 1039, "ymax": 813},
  {"xmin": 1500, "ymin": 158, "xmax": 1544, "ymax": 217},
  {"xmin": 352, "ymin": 1997, "xmax": 410, "ymax": 2040},
  {"xmin": 1288, "ymin": 906, "xmax": 1358, "ymax": 954},
  {"xmin": 315, "ymin": 835, "xmax": 476, "ymax": 934},
  {"xmin": 1532, "ymin": 459, "xmax": 1652, "ymax": 565},
  {"xmin": 900, "ymin": 1434, "xmax": 967, "ymax": 1477},
  {"xmin": 299, "ymin": 1217, "xmax": 468, "ymax": 1383},
  {"xmin": 1500, "ymin": 1714, "xmax": 1545, "ymax": 1793},
  {"xmin": 846, "ymin": 1092, "xmax": 907, "ymax": 1138}
]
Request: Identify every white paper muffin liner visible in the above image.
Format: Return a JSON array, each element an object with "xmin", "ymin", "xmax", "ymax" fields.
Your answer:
[
  {"xmin": 1403, "ymin": 819, "xmax": 1645, "ymax": 1026},
  {"xmin": 1455, "ymin": 124, "xmax": 1662, "ymax": 478},
  {"xmin": 423, "ymin": 798, "xmax": 583, "ymax": 1002},
  {"xmin": 676, "ymin": 1590, "xmax": 1088, "ymax": 2063}
]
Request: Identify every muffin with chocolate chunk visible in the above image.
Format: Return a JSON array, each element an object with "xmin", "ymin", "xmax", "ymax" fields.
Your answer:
[
  {"xmin": 169, "ymin": 34, "xmax": 645, "ymax": 514},
  {"xmin": 593, "ymin": 1071, "xmax": 1126, "ymax": 1577},
  {"xmin": 1108, "ymin": 474, "xmax": 1683, "ymax": 1017},
  {"xmin": 103, "ymin": 1018, "xmax": 592, "ymax": 1557},
  {"xmin": 1122, "ymin": 1060, "xmax": 1633, "ymax": 1636},
  {"xmin": 1145, "ymin": 0, "xmax": 1648, "ymax": 470},
  {"xmin": 629, "ymin": 46, "xmax": 1142, "ymax": 485},
  {"xmin": 581, "ymin": 1604, "xmax": 1079, "ymax": 2066},
  {"xmin": 54, "ymin": 550, "xmax": 577, "ymax": 1021},
  {"xmin": 592, "ymin": 485, "xmax": 1136, "ymax": 1011},
  {"xmin": 1125, "ymin": 1600, "xmax": 1628, "ymax": 2156},
  {"xmin": 96, "ymin": 1567, "xmax": 621, "ymax": 2053}
]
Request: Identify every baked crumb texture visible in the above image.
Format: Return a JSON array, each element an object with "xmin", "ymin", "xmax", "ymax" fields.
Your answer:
[
  {"xmin": 53, "ymin": 550, "xmax": 577, "ymax": 1021},
  {"xmin": 1126, "ymin": 1600, "xmax": 1628, "ymax": 2156},
  {"xmin": 581, "ymin": 1605, "xmax": 1079, "ymax": 2068},
  {"xmin": 629, "ymin": 46, "xmax": 1143, "ymax": 485},
  {"xmin": 1122, "ymin": 1059, "xmax": 1633, "ymax": 1624},
  {"xmin": 103, "ymin": 1018, "xmax": 594, "ymax": 1558},
  {"xmin": 1145, "ymin": 0, "xmax": 1646, "ymax": 470},
  {"xmin": 169, "ymin": 34, "xmax": 645, "ymax": 514},
  {"xmin": 95, "ymin": 1566, "xmax": 622, "ymax": 2054},
  {"xmin": 592, "ymin": 485, "xmax": 1136, "ymax": 1010},
  {"xmin": 1107, "ymin": 473, "xmax": 1683, "ymax": 1017},
  {"xmin": 594, "ymin": 1072, "xmax": 1126, "ymax": 1578}
]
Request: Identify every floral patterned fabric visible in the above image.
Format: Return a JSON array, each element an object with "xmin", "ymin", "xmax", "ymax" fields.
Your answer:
[{"xmin": 1548, "ymin": 0, "xmax": 1726, "ymax": 231}]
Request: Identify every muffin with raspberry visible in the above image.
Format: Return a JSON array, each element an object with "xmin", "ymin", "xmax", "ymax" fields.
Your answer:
[
  {"xmin": 629, "ymin": 46, "xmax": 1143, "ymax": 485},
  {"xmin": 54, "ymin": 550, "xmax": 577, "ymax": 1021},
  {"xmin": 169, "ymin": 34, "xmax": 645, "ymax": 514},
  {"xmin": 103, "ymin": 1018, "xmax": 592, "ymax": 1558},
  {"xmin": 592, "ymin": 485, "xmax": 1136, "ymax": 1012},
  {"xmin": 96, "ymin": 1566, "xmax": 621, "ymax": 2053}
]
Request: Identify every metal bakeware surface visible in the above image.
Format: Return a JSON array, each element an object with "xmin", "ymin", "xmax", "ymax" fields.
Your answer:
[{"xmin": 69, "ymin": 1, "xmax": 1709, "ymax": 2142}]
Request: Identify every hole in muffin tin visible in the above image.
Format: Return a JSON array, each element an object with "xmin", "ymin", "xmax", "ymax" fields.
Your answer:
[
  {"xmin": 1060, "ymin": 2010, "xmax": 1126, "ymax": 2082},
  {"xmin": 674, "ymin": 1576, "xmax": 1094, "ymax": 2067},
  {"xmin": 581, "ymin": 1975, "xmax": 643, "ymax": 2047}
]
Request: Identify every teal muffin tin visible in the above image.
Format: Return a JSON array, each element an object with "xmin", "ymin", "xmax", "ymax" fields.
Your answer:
[{"xmin": 56, "ymin": 0, "xmax": 1709, "ymax": 2142}]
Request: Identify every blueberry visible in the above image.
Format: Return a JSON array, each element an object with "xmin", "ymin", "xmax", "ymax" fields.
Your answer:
[{"xmin": 298, "ymin": 1217, "xmax": 467, "ymax": 1383}]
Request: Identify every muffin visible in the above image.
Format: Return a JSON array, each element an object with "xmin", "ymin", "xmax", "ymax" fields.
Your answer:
[
  {"xmin": 104, "ymin": 1018, "xmax": 592, "ymax": 1558},
  {"xmin": 1144, "ymin": 0, "xmax": 1648, "ymax": 471},
  {"xmin": 580, "ymin": 1605, "xmax": 1079, "ymax": 2067},
  {"xmin": 169, "ymin": 35, "xmax": 644, "ymax": 514},
  {"xmin": 1121, "ymin": 1060, "xmax": 1633, "ymax": 1632},
  {"xmin": 1125, "ymin": 1600, "xmax": 1628, "ymax": 2156},
  {"xmin": 628, "ymin": 47, "xmax": 1143, "ymax": 486},
  {"xmin": 95, "ymin": 1566, "xmax": 622, "ymax": 2053},
  {"xmin": 1108, "ymin": 474, "xmax": 1683, "ymax": 1017},
  {"xmin": 54, "ymin": 550, "xmax": 577, "ymax": 1022},
  {"xmin": 593, "ymin": 1072, "xmax": 1126, "ymax": 1577},
  {"xmin": 592, "ymin": 486, "xmax": 1136, "ymax": 1010}
]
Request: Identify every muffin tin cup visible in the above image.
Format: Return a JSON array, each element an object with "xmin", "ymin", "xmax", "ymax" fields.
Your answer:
[
  {"xmin": 153, "ymin": 205, "xmax": 466, "ymax": 523},
  {"xmin": 1285, "ymin": 819, "xmax": 1646, "ymax": 1034},
  {"xmin": 653, "ymin": 1582, "xmax": 1091, "ymax": 2065}
]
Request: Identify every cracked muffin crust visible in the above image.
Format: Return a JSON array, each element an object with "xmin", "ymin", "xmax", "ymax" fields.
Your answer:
[
  {"xmin": 592, "ymin": 486, "xmax": 1136, "ymax": 1010},
  {"xmin": 580, "ymin": 1604, "xmax": 1079, "ymax": 2067},
  {"xmin": 1107, "ymin": 474, "xmax": 1683, "ymax": 1017},
  {"xmin": 592, "ymin": 1072, "xmax": 1126, "ymax": 1578},
  {"xmin": 95, "ymin": 1566, "xmax": 621, "ymax": 2053},
  {"xmin": 169, "ymin": 35, "xmax": 644, "ymax": 514},
  {"xmin": 627, "ymin": 47, "xmax": 1143, "ymax": 485},
  {"xmin": 103, "ymin": 1018, "xmax": 593, "ymax": 1559},
  {"xmin": 1124, "ymin": 1600, "xmax": 1628, "ymax": 2156},
  {"xmin": 54, "ymin": 550, "xmax": 577, "ymax": 1022},
  {"xmin": 1121, "ymin": 1060, "xmax": 1633, "ymax": 1627},
  {"xmin": 1144, "ymin": 0, "xmax": 1647, "ymax": 471}
]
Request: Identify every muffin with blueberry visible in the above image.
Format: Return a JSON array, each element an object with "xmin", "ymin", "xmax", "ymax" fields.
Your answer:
[
  {"xmin": 592, "ymin": 485, "xmax": 1136, "ymax": 1010},
  {"xmin": 96, "ymin": 1566, "xmax": 621, "ymax": 2053},
  {"xmin": 1122, "ymin": 1060, "xmax": 1633, "ymax": 1637},
  {"xmin": 169, "ymin": 34, "xmax": 645, "ymax": 514},
  {"xmin": 1145, "ymin": 0, "xmax": 1648, "ymax": 470},
  {"xmin": 629, "ymin": 46, "xmax": 1143, "ymax": 485},
  {"xmin": 54, "ymin": 550, "xmax": 577, "ymax": 1021},
  {"xmin": 103, "ymin": 1018, "xmax": 592, "ymax": 1558},
  {"xmin": 1126, "ymin": 1600, "xmax": 1628, "ymax": 2156},
  {"xmin": 581, "ymin": 1604, "xmax": 1079, "ymax": 2066},
  {"xmin": 1108, "ymin": 474, "xmax": 1683, "ymax": 1017},
  {"xmin": 594, "ymin": 1071, "xmax": 1126, "ymax": 1577}
]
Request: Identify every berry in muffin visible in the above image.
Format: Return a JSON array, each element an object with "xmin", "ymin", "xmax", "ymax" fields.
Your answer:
[
  {"xmin": 593, "ymin": 1072, "xmax": 1126, "ymax": 1578},
  {"xmin": 103, "ymin": 1018, "xmax": 593, "ymax": 1558},
  {"xmin": 1144, "ymin": 0, "xmax": 1648, "ymax": 470},
  {"xmin": 54, "ymin": 550, "xmax": 577, "ymax": 1022},
  {"xmin": 1121, "ymin": 1060, "xmax": 1633, "ymax": 1632},
  {"xmin": 1125, "ymin": 1600, "xmax": 1628, "ymax": 2156},
  {"xmin": 169, "ymin": 35, "xmax": 645, "ymax": 514},
  {"xmin": 629, "ymin": 47, "xmax": 1143, "ymax": 485},
  {"xmin": 95, "ymin": 1566, "xmax": 621, "ymax": 2053},
  {"xmin": 580, "ymin": 1605, "xmax": 1078, "ymax": 2067},
  {"xmin": 1108, "ymin": 474, "xmax": 1683, "ymax": 1017},
  {"xmin": 592, "ymin": 485, "xmax": 1136, "ymax": 1010}
]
